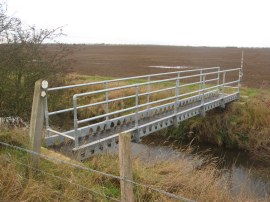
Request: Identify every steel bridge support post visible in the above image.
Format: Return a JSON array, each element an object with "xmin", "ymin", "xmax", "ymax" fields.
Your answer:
[
  {"xmin": 221, "ymin": 72, "xmax": 226, "ymax": 108},
  {"xmin": 174, "ymin": 73, "xmax": 180, "ymax": 126},
  {"xmin": 105, "ymin": 81, "xmax": 109, "ymax": 121},
  {"xmin": 199, "ymin": 70, "xmax": 203, "ymax": 96},
  {"xmin": 134, "ymin": 86, "xmax": 140, "ymax": 143},
  {"xmin": 146, "ymin": 76, "xmax": 151, "ymax": 117},
  {"xmin": 73, "ymin": 95, "xmax": 79, "ymax": 148},
  {"xmin": 200, "ymin": 75, "xmax": 206, "ymax": 117},
  {"xmin": 217, "ymin": 67, "xmax": 220, "ymax": 95},
  {"xmin": 237, "ymin": 69, "xmax": 241, "ymax": 99}
]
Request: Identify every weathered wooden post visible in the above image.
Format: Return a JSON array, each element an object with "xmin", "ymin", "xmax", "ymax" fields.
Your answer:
[
  {"xmin": 119, "ymin": 133, "xmax": 134, "ymax": 202},
  {"xmin": 29, "ymin": 79, "xmax": 48, "ymax": 169}
]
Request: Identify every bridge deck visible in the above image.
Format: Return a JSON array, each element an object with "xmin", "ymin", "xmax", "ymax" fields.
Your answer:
[{"xmin": 48, "ymin": 92, "xmax": 239, "ymax": 161}]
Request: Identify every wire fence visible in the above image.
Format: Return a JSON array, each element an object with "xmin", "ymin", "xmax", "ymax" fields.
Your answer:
[{"xmin": 0, "ymin": 140, "xmax": 195, "ymax": 202}]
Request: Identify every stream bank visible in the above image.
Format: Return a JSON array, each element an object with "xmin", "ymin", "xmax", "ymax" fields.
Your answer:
[{"xmin": 132, "ymin": 134, "xmax": 270, "ymax": 198}]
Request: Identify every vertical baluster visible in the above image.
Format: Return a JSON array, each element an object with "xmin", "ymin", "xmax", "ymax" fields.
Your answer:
[
  {"xmin": 238, "ymin": 69, "xmax": 241, "ymax": 94},
  {"xmin": 217, "ymin": 67, "xmax": 220, "ymax": 94},
  {"xmin": 201, "ymin": 75, "xmax": 206, "ymax": 105},
  {"xmin": 105, "ymin": 81, "xmax": 109, "ymax": 121},
  {"xmin": 174, "ymin": 73, "xmax": 180, "ymax": 114},
  {"xmin": 73, "ymin": 95, "xmax": 79, "ymax": 148},
  {"xmin": 222, "ymin": 72, "xmax": 226, "ymax": 98},
  {"xmin": 135, "ymin": 85, "xmax": 139, "ymax": 128},
  {"xmin": 44, "ymin": 96, "xmax": 49, "ymax": 137},
  {"xmin": 147, "ymin": 76, "xmax": 151, "ymax": 115},
  {"xmin": 199, "ymin": 69, "xmax": 203, "ymax": 95},
  {"xmin": 200, "ymin": 74, "xmax": 206, "ymax": 117},
  {"xmin": 220, "ymin": 72, "xmax": 227, "ymax": 108}
]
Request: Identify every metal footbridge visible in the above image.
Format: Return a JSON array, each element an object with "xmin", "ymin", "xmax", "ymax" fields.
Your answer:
[{"xmin": 44, "ymin": 67, "xmax": 242, "ymax": 161}]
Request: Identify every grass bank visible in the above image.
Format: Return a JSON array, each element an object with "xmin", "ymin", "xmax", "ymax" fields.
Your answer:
[
  {"xmin": 168, "ymin": 87, "xmax": 270, "ymax": 163},
  {"xmin": 0, "ymin": 129, "xmax": 268, "ymax": 201}
]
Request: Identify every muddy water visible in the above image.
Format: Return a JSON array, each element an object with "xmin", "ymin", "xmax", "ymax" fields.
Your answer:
[{"xmin": 130, "ymin": 136, "xmax": 270, "ymax": 198}]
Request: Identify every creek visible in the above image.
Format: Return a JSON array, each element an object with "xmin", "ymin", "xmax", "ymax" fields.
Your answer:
[{"xmin": 130, "ymin": 135, "xmax": 270, "ymax": 198}]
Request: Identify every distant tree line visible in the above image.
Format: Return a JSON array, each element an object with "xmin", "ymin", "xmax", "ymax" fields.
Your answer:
[{"xmin": 0, "ymin": 1, "xmax": 72, "ymax": 120}]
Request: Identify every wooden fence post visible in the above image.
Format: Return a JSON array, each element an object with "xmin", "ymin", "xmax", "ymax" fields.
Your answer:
[
  {"xmin": 119, "ymin": 133, "xmax": 134, "ymax": 202},
  {"xmin": 29, "ymin": 79, "xmax": 48, "ymax": 169}
]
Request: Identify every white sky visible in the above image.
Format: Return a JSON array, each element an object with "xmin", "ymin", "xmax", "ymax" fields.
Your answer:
[{"xmin": 6, "ymin": 0, "xmax": 270, "ymax": 47}]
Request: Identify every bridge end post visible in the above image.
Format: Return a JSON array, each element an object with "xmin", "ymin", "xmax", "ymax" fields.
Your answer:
[
  {"xmin": 29, "ymin": 79, "xmax": 48, "ymax": 170},
  {"xmin": 220, "ymin": 71, "xmax": 226, "ymax": 109},
  {"xmin": 200, "ymin": 75, "xmax": 206, "ymax": 117}
]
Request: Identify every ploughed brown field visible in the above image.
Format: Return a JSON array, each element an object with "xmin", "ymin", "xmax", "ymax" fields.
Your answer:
[{"xmin": 66, "ymin": 45, "xmax": 270, "ymax": 89}]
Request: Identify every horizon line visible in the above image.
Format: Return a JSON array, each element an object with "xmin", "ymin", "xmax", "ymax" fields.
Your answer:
[{"xmin": 44, "ymin": 42, "xmax": 270, "ymax": 49}]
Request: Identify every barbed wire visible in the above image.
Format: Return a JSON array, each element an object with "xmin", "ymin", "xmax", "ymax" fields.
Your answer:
[{"xmin": 0, "ymin": 141, "xmax": 195, "ymax": 202}]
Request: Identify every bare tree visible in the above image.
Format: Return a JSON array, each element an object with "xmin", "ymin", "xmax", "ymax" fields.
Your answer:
[
  {"xmin": 0, "ymin": 2, "xmax": 21, "ymax": 39},
  {"xmin": 0, "ymin": 1, "xmax": 72, "ymax": 120}
]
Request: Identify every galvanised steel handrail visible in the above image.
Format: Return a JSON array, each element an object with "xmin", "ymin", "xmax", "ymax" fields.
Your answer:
[
  {"xmin": 45, "ymin": 67, "xmax": 220, "ymax": 128},
  {"xmin": 76, "ymin": 80, "xmax": 239, "ymax": 125},
  {"xmin": 47, "ymin": 67, "xmax": 220, "ymax": 92},
  {"xmin": 45, "ymin": 67, "xmax": 241, "ymax": 149},
  {"xmin": 48, "ymin": 78, "xmax": 218, "ymax": 116},
  {"xmin": 72, "ymin": 68, "xmax": 240, "ymax": 147},
  {"xmin": 72, "ymin": 68, "xmax": 239, "ymax": 98},
  {"xmin": 71, "ymin": 68, "xmax": 238, "ymax": 124}
]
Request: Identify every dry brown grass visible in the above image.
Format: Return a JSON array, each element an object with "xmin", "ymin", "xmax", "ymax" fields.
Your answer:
[
  {"xmin": 0, "ymin": 129, "xmax": 269, "ymax": 201},
  {"xmin": 176, "ymin": 89, "xmax": 270, "ymax": 164}
]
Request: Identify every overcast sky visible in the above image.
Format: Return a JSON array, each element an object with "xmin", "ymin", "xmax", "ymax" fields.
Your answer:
[{"xmin": 6, "ymin": 0, "xmax": 270, "ymax": 47}]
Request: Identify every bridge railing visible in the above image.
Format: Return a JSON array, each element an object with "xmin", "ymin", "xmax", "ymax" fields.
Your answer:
[{"xmin": 45, "ymin": 67, "xmax": 241, "ymax": 148}]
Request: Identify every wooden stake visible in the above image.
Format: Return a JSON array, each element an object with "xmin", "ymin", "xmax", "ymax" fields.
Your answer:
[
  {"xmin": 119, "ymin": 133, "xmax": 134, "ymax": 202},
  {"xmin": 29, "ymin": 79, "xmax": 47, "ymax": 169}
]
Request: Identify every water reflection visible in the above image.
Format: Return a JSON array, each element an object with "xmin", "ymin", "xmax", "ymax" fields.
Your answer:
[{"xmin": 130, "ymin": 141, "xmax": 270, "ymax": 198}]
